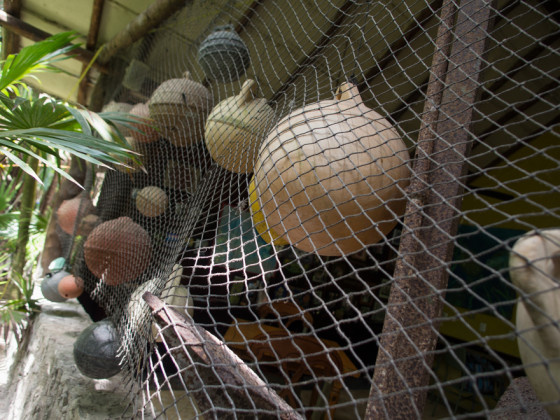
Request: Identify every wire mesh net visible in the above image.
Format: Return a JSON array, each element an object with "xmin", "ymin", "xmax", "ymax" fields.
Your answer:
[{"xmin": 46, "ymin": 0, "xmax": 559, "ymax": 418}]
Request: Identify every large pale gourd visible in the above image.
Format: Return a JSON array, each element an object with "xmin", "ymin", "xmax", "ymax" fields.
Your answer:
[
  {"xmin": 148, "ymin": 72, "xmax": 213, "ymax": 147},
  {"xmin": 509, "ymin": 229, "xmax": 560, "ymax": 419},
  {"xmin": 253, "ymin": 82, "xmax": 410, "ymax": 256},
  {"xmin": 204, "ymin": 79, "xmax": 275, "ymax": 173}
]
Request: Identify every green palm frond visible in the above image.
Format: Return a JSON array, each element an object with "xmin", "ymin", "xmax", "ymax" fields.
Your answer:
[{"xmin": 0, "ymin": 32, "xmax": 79, "ymax": 92}]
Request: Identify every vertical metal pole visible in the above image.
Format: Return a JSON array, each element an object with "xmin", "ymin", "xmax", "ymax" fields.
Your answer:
[{"xmin": 365, "ymin": 0, "xmax": 496, "ymax": 418}]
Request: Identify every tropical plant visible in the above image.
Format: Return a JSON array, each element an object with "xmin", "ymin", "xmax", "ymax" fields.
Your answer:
[{"xmin": 0, "ymin": 31, "xmax": 140, "ymax": 325}]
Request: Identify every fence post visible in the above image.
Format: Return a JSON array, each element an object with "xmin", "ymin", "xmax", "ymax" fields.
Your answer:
[{"xmin": 365, "ymin": 0, "xmax": 496, "ymax": 418}]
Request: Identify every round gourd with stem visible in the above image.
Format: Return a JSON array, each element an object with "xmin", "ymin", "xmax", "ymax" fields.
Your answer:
[
  {"xmin": 204, "ymin": 79, "xmax": 275, "ymax": 173},
  {"xmin": 148, "ymin": 72, "xmax": 213, "ymax": 147},
  {"xmin": 253, "ymin": 82, "xmax": 410, "ymax": 256}
]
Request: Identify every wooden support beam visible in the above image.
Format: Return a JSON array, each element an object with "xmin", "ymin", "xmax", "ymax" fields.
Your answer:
[
  {"xmin": 365, "ymin": 0, "xmax": 496, "ymax": 418},
  {"xmin": 77, "ymin": 0, "xmax": 106, "ymax": 105},
  {"xmin": 1, "ymin": 0, "xmax": 22, "ymax": 59},
  {"xmin": 143, "ymin": 292, "xmax": 303, "ymax": 419},
  {"xmin": 97, "ymin": 0, "xmax": 187, "ymax": 64},
  {"xmin": 0, "ymin": 10, "xmax": 109, "ymax": 74}
]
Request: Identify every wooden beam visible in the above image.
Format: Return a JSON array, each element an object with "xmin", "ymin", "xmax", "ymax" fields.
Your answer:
[
  {"xmin": 97, "ymin": 0, "xmax": 188, "ymax": 64},
  {"xmin": 1, "ymin": 0, "xmax": 22, "ymax": 59},
  {"xmin": 77, "ymin": 0, "xmax": 106, "ymax": 105},
  {"xmin": 0, "ymin": 10, "xmax": 109, "ymax": 74},
  {"xmin": 143, "ymin": 292, "xmax": 302, "ymax": 419}
]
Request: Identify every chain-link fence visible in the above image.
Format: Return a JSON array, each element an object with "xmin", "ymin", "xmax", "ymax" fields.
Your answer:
[{"xmin": 47, "ymin": 0, "xmax": 559, "ymax": 418}]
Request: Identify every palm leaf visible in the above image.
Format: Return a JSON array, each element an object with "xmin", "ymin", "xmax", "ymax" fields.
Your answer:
[{"xmin": 0, "ymin": 32, "xmax": 79, "ymax": 92}]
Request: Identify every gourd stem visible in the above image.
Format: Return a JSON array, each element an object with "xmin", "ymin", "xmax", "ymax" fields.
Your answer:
[
  {"xmin": 335, "ymin": 81, "xmax": 361, "ymax": 103},
  {"xmin": 238, "ymin": 79, "xmax": 256, "ymax": 105}
]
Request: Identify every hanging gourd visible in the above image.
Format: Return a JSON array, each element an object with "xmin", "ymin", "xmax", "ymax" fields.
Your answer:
[
  {"xmin": 148, "ymin": 72, "xmax": 214, "ymax": 147},
  {"xmin": 248, "ymin": 177, "xmax": 288, "ymax": 246},
  {"xmin": 73, "ymin": 318, "xmax": 121, "ymax": 379},
  {"xmin": 84, "ymin": 217, "xmax": 152, "ymax": 285},
  {"xmin": 197, "ymin": 25, "xmax": 250, "ymax": 83},
  {"xmin": 204, "ymin": 79, "xmax": 275, "ymax": 173},
  {"xmin": 56, "ymin": 195, "xmax": 95, "ymax": 235},
  {"xmin": 135, "ymin": 186, "xmax": 169, "ymax": 217},
  {"xmin": 129, "ymin": 103, "xmax": 159, "ymax": 144},
  {"xmin": 253, "ymin": 82, "xmax": 410, "ymax": 256}
]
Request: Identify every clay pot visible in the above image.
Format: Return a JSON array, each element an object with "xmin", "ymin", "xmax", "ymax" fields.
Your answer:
[
  {"xmin": 129, "ymin": 103, "xmax": 159, "ymax": 144},
  {"xmin": 73, "ymin": 319, "xmax": 121, "ymax": 379},
  {"xmin": 56, "ymin": 196, "xmax": 95, "ymax": 235},
  {"xmin": 135, "ymin": 186, "xmax": 169, "ymax": 217},
  {"xmin": 84, "ymin": 216, "xmax": 152, "ymax": 285},
  {"xmin": 253, "ymin": 82, "xmax": 410, "ymax": 256},
  {"xmin": 148, "ymin": 72, "xmax": 214, "ymax": 147},
  {"xmin": 197, "ymin": 25, "xmax": 251, "ymax": 83},
  {"xmin": 205, "ymin": 79, "xmax": 275, "ymax": 173}
]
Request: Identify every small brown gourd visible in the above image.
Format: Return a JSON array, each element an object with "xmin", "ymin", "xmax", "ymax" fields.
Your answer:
[
  {"xmin": 204, "ymin": 79, "xmax": 275, "ymax": 173},
  {"xmin": 57, "ymin": 196, "xmax": 95, "ymax": 235},
  {"xmin": 148, "ymin": 72, "xmax": 213, "ymax": 147},
  {"xmin": 84, "ymin": 216, "xmax": 152, "ymax": 285},
  {"xmin": 253, "ymin": 82, "xmax": 410, "ymax": 256}
]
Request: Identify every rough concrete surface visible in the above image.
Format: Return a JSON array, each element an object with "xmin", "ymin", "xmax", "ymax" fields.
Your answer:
[{"xmin": 0, "ymin": 295, "xmax": 132, "ymax": 420}]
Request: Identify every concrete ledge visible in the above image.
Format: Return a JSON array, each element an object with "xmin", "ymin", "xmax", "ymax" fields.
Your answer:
[{"xmin": 2, "ymin": 296, "xmax": 132, "ymax": 419}]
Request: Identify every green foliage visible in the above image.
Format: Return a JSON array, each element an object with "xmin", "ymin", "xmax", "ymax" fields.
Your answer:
[
  {"xmin": 0, "ymin": 31, "xmax": 140, "ymax": 185},
  {"xmin": 0, "ymin": 31, "xmax": 144, "ymax": 330}
]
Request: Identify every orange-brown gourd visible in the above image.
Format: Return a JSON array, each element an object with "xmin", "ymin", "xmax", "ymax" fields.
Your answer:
[
  {"xmin": 58, "ymin": 274, "xmax": 84, "ymax": 299},
  {"xmin": 148, "ymin": 72, "xmax": 213, "ymax": 147},
  {"xmin": 84, "ymin": 216, "xmax": 152, "ymax": 285},
  {"xmin": 57, "ymin": 196, "xmax": 95, "ymax": 235},
  {"xmin": 204, "ymin": 79, "xmax": 275, "ymax": 173},
  {"xmin": 253, "ymin": 82, "xmax": 410, "ymax": 256},
  {"xmin": 130, "ymin": 103, "xmax": 159, "ymax": 144}
]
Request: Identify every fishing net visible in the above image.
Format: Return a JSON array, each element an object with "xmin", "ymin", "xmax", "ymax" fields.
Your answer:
[{"xmin": 47, "ymin": 0, "xmax": 559, "ymax": 418}]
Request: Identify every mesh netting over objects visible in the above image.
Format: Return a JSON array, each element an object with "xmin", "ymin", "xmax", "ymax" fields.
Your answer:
[{"xmin": 45, "ymin": 0, "xmax": 559, "ymax": 418}]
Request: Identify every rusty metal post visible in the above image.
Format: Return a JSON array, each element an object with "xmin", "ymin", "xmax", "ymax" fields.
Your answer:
[{"xmin": 365, "ymin": 0, "xmax": 496, "ymax": 418}]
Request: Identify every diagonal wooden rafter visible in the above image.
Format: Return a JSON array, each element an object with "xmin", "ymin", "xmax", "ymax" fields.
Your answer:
[{"xmin": 0, "ymin": 10, "xmax": 109, "ymax": 73}]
